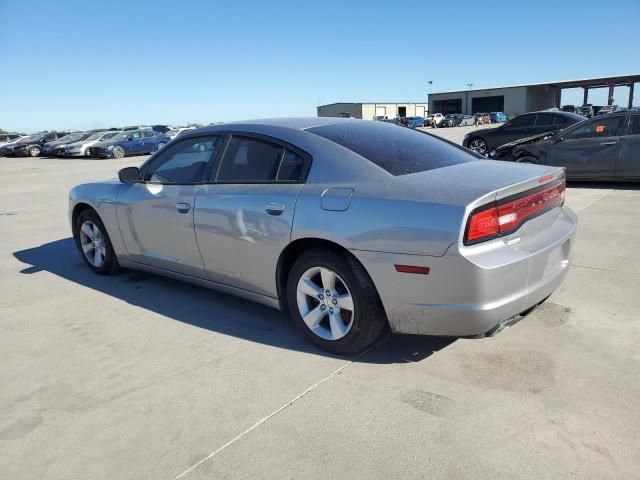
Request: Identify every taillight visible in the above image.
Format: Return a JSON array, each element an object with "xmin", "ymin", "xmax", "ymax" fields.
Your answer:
[{"xmin": 464, "ymin": 178, "xmax": 566, "ymax": 245}]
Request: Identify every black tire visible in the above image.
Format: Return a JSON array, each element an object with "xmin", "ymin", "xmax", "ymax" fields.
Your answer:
[
  {"xmin": 29, "ymin": 146, "xmax": 41, "ymax": 157},
  {"xmin": 286, "ymin": 249, "xmax": 388, "ymax": 355},
  {"xmin": 112, "ymin": 146, "xmax": 125, "ymax": 158},
  {"xmin": 73, "ymin": 209, "xmax": 120, "ymax": 275}
]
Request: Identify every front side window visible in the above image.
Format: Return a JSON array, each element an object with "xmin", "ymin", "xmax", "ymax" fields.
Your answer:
[
  {"xmin": 567, "ymin": 116, "xmax": 624, "ymax": 140},
  {"xmin": 553, "ymin": 114, "xmax": 568, "ymax": 126},
  {"xmin": 216, "ymin": 137, "xmax": 284, "ymax": 182},
  {"xmin": 627, "ymin": 115, "xmax": 640, "ymax": 136},
  {"xmin": 130, "ymin": 131, "xmax": 142, "ymax": 140},
  {"xmin": 142, "ymin": 130, "xmax": 155, "ymax": 138},
  {"xmin": 535, "ymin": 113, "xmax": 555, "ymax": 127},
  {"xmin": 145, "ymin": 136, "xmax": 220, "ymax": 184}
]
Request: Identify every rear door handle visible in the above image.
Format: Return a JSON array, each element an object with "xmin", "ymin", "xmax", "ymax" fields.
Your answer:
[
  {"xmin": 600, "ymin": 141, "xmax": 617, "ymax": 145},
  {"xmin": 265, "ymin": 203, "xmax": 285, "ymax": 216},
  {"xmin": 176, "ymin": 202, "xmax": 191, "ymax": 213}
]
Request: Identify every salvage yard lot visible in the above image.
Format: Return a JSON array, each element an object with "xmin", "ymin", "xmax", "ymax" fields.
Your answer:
[{"xmin": 1, "ymin": 150, "xmax": 639, "ymax": 479}]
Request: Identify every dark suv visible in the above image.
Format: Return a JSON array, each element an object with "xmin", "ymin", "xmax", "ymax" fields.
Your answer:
[{"xmin": 462, "ymin": 111, "xmax": 585, "ymax": 155}]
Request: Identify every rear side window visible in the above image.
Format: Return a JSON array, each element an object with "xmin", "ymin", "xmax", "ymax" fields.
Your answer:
[
  {"xmin": 308, "ymin": 122, "xmax": 474, "ymax": 176},
  {"xmin": 508, "ymin": 114, "xmax": 535, "ymax": 127},
  {"xmin": 553, "ymin": 114, "xmax": 568, "ymax": 126}
]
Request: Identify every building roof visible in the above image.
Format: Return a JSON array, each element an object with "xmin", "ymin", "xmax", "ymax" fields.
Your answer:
[
  {"xmin": 318, "ymin": 101, "xmax": 428, "ymax": 108},
  {"xmin": 431, "ymin": 73, "xmax": 640, "ymax": 96}
]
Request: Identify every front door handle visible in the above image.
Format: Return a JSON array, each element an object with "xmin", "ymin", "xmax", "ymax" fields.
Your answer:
[
  {"xmin": 176, "ymin": 202, "xmax": 191, "ymax": 213},
  {"xmin": 265, "ymin": 203, "xmax": 285, "ymax": 216},
  {"xmin": 600, "ymin": 141, "xmax": 617, "ymax": 145}
]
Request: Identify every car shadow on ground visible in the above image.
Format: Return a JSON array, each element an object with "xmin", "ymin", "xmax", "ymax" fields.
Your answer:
[{"xmin": 13, "ymin": 238, "xmax": 454, "ymax": 364}]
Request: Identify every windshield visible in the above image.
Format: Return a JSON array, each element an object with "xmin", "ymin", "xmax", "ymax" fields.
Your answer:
[
  {"xmin": 58, "ymin": 133, "xmax": 85, "ymax": 142},
  {"xmin": 85, "ymin": 131, "xmax": 107, "ymax": 141},
  {"xmin": 106, "ymin": 132, "xmax": 128, "ymax": 141}
]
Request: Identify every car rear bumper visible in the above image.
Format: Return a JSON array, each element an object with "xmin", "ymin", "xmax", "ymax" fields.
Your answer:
[{"xmin": 351, "ymin": 205, "xmax": 577, "ymax": 337}]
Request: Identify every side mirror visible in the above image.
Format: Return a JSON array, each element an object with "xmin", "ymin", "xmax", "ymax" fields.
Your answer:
[{"xmin": 118, "ymin": 166, "xmax": 140, "ymax": 184}]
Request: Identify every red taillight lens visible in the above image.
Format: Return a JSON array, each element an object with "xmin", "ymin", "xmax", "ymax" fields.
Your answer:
[
  {"xmin": 466, "ymin": 206, "xmax": 499, "ymax": 242},
  {"xmin": 465, "ymin": 179, "xmax": 566, "ymax": 245}
]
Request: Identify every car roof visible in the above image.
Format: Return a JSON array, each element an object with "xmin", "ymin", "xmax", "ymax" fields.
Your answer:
[{"xmin": 201, "ymin": 117, "xmax": 360, "ymax": 132}]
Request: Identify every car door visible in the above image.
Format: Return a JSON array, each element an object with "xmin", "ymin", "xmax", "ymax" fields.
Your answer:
[
  {"xmin": 122, "ymin": 130, "xmax": 144, "ymax": 154},
  {"xmin": 116, "ymin": 135, "xmax": 222, "ymax": 278},
  {"xmin": 544, "ymin": 115, "xmax": 624, "ymax": 179},
  {"xmin": 492, "ymin": 113, "xmax": 536, "ymax": 147},
  {"xmin": 616, "ymin": 114, "xmax": 640, "ymax": 180},
  {"xmin": 194, "ymin": 134, "xmax": 310, "ymax": 298},
  {"xmin": 141, "ymin": 130, "xmax": 158, "ymax": 153},
  {"xmin": 532, "ymin": 113, "xmax": 557, "ymax": 136}
]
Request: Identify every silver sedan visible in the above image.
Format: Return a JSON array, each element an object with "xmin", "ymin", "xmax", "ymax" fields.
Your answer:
[{"xmin": 69, "ymin": 118, "xmax": 577, "ymax": 354}]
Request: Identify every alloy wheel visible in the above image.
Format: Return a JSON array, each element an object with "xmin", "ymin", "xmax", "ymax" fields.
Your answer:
[
  {"xmin": 79, "ymin": 221, "xmax": 106, "ymax": 267},
  {"xmin": 112, "ymin": 146, "xmax": 125, "ymax": 158},
  {"xmin": 296, "ymin": 266, "xmax": 354, "ymax": 341},
  {"xmin": 468, "ymin": 138, "xmax": 487, "ymax": 154},
  {"xmin": 30, "ymin": 147, "xmax": 41, "ymax": 157}
]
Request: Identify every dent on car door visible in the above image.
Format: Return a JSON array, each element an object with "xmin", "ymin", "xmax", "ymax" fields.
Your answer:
[
  {"xmin": 194, "ymin": 135, "xmax": 308, "ymax": 298},
  {"xmin": 616, "ymin": 115, "xmax": 640, "ymax": 179},
  {"xmin": 546, "ymin": 116, "xmax": 623, "ymax": 179},
  {"xmin": 116, "ymin": 135, "xmax": 222, "ymax": 277}
]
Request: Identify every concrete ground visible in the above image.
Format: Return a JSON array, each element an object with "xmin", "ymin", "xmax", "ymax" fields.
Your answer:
[{"xmin": 1, "ymin": 148, "xmax": 639, "ymax": 480}]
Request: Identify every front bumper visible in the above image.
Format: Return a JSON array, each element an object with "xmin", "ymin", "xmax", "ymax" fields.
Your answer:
[
  {"xmin": 87, "ymin": 147, "xmax": 113, "ymax": 158},
  {"xmin": 351, "ymin": 205, "xmax": 577, "ymax": 336}
]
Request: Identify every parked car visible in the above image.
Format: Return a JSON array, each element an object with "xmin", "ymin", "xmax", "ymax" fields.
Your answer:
[
  {"xmin": 561, "ymin": 105, "xmax": 577, "ymax": 113},
  {"xmin": 463, "ymin": 111, "xmax": 585, "ymax": 155},
  {"xmin": 69, "ymin": 118, "xmax": 576, "ymax": 354},
  {"xmin": 425, "ymin": 113, "xmax": 444, "ymax": 127},
  {"xmin": 164, "ymin": 127, "xmax": 196, "ymax": 140},
  {"xmin": 64, "ymin": 131, "xmax": 120, "ymax": 157},
  {"xmin": 459, "ymin": 115, "xmax": 475, "ymax": 126},
  {"xmin": 474, "ymin": 113, "xmax": 491, "ymax": 125},
  {"xmin": 595, "ymin": 105, "xmax": 623, "ymax": 116},
  {"xmin": 43, "ymin": 131, "xmax": 95, "ymax": 156},
  {"xmin": 581, "ymin": 104, "xmax": 594, "ymax": 118},
  {"xmin": 490, "ymin": 112, "xmax": 508, "ymax": 123},
  {"xmin": 87, "ymin": 129, "xmax": 170, "ymax": 158},
  {"xmin": 0, "ymin": 132, "xmax": 68, "ymax": 157},
  {"xmin": 439, "ymin": 114, "xmax": 463, "ymax": 128},
  {"xmin": 0, "ymin": 133, "xmax": 24, "ymax": 147},
  {"xmin": 490, "ymin": 111, "xmax": 639, "ymax": 181},
  {"xmin": 405, "ymin": 117, "xmax": 426, "ymax": 128}
]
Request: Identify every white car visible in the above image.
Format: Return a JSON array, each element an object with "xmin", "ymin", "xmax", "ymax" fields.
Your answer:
[
  {"xmin": 425, "ymin": 113, "xmax": 444, "ymax": 127},
  {"xmin": 164, "ymin": 127, "xmax": 195, "ymax": 140},
  {"xmin": 0, "ymin": 133, "xmax": 27, "ymax": 147},
  {"xmin": 64, "ymin": 131, "xmax": 120, "ymax": 157}
]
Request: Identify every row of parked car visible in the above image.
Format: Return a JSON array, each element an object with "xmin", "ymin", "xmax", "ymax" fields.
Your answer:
[
  {"xmin": 376, "ymin": 111, "xmax": 508, "ymax": 129},
  {"xmin": 0, "ymin": 126, "xmax": 196, "ymax": 158},
  {"xmin": 463, "ymin": 108, "xmax": 640, "ymax": 180}
]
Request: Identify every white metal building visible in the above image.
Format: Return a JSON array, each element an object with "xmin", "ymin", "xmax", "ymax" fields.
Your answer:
[{"xmin": 317, "ymin": 102, "xmax": 428, "ymax": 120}]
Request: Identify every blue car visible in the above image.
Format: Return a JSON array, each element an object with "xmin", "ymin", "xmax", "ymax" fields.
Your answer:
[
  {"xmin": 87, "ymin": 129, "xmax": 170, "ymax": 158},
  {"xmin": 490, "ymin": 112, "xmax": 508, "ymax": 123},
  {"xmin": 405, "ymin": 116, "xmax": 426, "ymax": 128}
]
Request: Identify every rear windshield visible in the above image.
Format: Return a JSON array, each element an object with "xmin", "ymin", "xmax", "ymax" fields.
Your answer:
[{"xmin": 308, "ymin": 122, "xmax": 475, "ymax": 176}]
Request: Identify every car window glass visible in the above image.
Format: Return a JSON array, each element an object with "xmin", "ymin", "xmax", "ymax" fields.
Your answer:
[
  {"xmin": 553, "ymin": 114, "xmax": 568, "ymax": 126},
  {"xmin": 130, "ymin": 131, "xmax": 142, "ymax": 139},
  {"xmin": 628, "ymin": 116, "xmax": 640, "ymax": 135},
  {"xmin": 277, "ymin": 150, "xmax": 307, "ymax": 181},
  {"xmin": 142, "ymin": 130, "xmax": 155, "ymax": 138},
  {"xmin": 568, "ymin": 116, "xmax": 624, "ymax": 140},
  {"xmin": 216, "ymin": 137, "xmax": 284, "ymax": 182},
  {"xmin": 535, "ymin": 113, "xmax": 555, "ymax": 126},
  {"xmin": 146, "ymin": 136, "xmax": 220, "ymax": 184},
  {"xmin": 309, "ymin": 122, "xmax": 475, "ymax": 176},
  {"xmin": 508, "ymin": 115, "xmax": 535, "ymax": 128}
]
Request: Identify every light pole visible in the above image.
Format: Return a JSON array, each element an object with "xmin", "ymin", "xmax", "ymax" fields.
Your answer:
[
  {"xmin": 427, "ymin": 80, "xmax": 433, "ymax": 94},
  {"xmin": 466, "ymin": 83, "xmax": 474, "ymax": 114}
]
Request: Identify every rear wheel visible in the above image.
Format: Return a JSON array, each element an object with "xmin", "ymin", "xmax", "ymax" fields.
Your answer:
[
  {"xmin": 467, "ymin": 137, "xmax": 487, "ymax": 155},
  {"xmin": 287, "ymin": 249, "xmax": 388, "ymax": 355},
  {"xmin": 112, "ymin": 146, "xmax": 125, "ymax": 158},
  {"xmin": 29, "ymin": 146, "xmax": 41, "ymax": 157},
  {"xmin": 73, "ymin": 209, "xmax": 119, "ymax": 275}
]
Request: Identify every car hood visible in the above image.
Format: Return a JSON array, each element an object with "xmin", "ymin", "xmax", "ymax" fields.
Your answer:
[
  {"xmin": 92, "ymin": 139, "xmax": 120, "ymax": 148},
  {"xmin": 468, "ymin": 126, "xmax": 502, "ymax": 137},
  {"xmin": 495, "ymin": 131, "xmax": 556, "ymax": 151}
]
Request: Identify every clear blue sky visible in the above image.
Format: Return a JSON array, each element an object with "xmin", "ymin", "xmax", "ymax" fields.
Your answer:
[{"xmin": 1, "ymin": 0, "xmax": 639, "ymax": 132}]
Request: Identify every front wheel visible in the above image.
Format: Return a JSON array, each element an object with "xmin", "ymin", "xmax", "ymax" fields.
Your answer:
[
  {"xmin": 73, "ymin": 209, "xmax": 119, "ymax": 274},
  {"xmin": 467, "ymin": 137, "xmax": 488, "ymax": 155},
  {"xmin": 516, "ymin": 155, "xmax": 538, "ymax": 164},
  {"xmin": 29, "ymin": 146, "xmax": 41, "ymax": 157},
  {"xmin": 287, "ymin": 249, "xmax": 388, "ymax": 355},
  {"xmin": 112, "ymin": 146, "xmax": 125, "ymax": 158}
]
